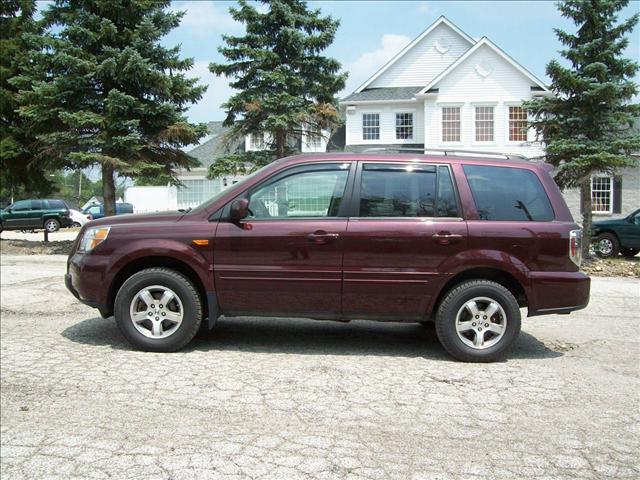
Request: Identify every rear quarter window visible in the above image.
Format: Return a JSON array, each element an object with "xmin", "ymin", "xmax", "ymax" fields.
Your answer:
[
  {"xmin": 47, "ymin": 200, "xmax": 66, "ymax": 209},
  {"xmin": 463, "ymin": 165, "xmax": 554, "ymax": 221}
]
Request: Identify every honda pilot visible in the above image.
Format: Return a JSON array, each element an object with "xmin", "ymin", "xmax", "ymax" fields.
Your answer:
[{"xmin": 65, "ymin": 153, "xmax": 590, "ymax": 362}]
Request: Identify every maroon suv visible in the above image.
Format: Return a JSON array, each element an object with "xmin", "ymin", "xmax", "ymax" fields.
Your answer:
[{"xmin": 65, "ymin": 153, "xmax": 590, "ymax": 362}]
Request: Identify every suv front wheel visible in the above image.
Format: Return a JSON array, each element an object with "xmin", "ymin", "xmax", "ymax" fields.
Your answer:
[
  {"xmin": 114, "ymin": 268, "xmax": 202, "ymax": 352},
  {"xmin": 435, "ymin": 280, "xmax": 521, "ymax": 362}
]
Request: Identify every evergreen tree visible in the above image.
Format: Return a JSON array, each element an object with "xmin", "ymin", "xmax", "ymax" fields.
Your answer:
[
  {"xmin": 0, "ymin": 0, "xmax": 53, "ymax": 203},
  {"xmin": 209, "ymin": 0, "xmax": 347, "ymax": 175},
  {"xmin": 15, "ymin": 0, "xmax": 207, "ymax": 216},
  {"xmin": 525, "ymin": 0, "xmax": 639, "ymax": 256}
]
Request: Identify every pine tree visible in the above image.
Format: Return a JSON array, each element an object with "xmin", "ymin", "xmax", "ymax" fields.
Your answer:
[
  {"xmin": 0, "ymin": 0, "xmax": 52, "ymax": 203},
  {"xmin": 209, "ymin": 0, "xmax": 347, "ymax": 175},
  {"xmin": 14, "ymin": 0, "xmax": 207, "ymax": 216},
  {"xmin": 525, "ymin": 0, "xmax": 639, "ymax": 257}
]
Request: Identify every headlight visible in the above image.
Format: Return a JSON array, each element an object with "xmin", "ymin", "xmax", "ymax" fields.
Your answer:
[{"xmin": 78, "ymin": 227, "xmax": 110, "ymax": 253}]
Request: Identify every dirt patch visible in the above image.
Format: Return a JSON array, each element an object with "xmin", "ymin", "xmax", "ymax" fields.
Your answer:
[
  {"xmin": 581, "ymin": 256, "xmax": 639, "ymax": 278},
  {"xmin": 0, "ymin": 239, "xmax": 74, "ymax": 255}
]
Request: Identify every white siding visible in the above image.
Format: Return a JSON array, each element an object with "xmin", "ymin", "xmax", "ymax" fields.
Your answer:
[
  {"xmin": 345, "ymin": 102, "xmax": 424, "ymax": 146},
  {"xmin": 301, "ymin": 128, "xmax": 329, "ymax": 152},
  {"xmin": 370, "ymin": 23, "xmax": 472, "ymax": 88},
  {"xmin": 422, "ymin": 43, "xmax": 546, "ymax": 158}
]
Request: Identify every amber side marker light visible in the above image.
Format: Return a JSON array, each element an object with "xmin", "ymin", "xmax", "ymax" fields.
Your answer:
[{"xmin": 192, "ymin": 239, "xmax": 209, "ymax": 246}]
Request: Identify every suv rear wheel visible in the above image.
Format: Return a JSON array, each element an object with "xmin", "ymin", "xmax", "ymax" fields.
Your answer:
[
  {"xmin": 595, "ymin": 232, "xmax": 620, "ymax": 258},
  {"xmin": 435, "ymin": 280, "xmax": 521, "ymax": 362},
  {"xmin": 44, "ymin": 218, "xmax": 60, "ymax": 232},
  {"xmin": 114, "ymin": 268, "xmax": 202, "ymax": 352}
]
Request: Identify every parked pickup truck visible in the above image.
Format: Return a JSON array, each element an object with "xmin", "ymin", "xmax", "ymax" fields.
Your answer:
[
  {"xmin": 592, "ymin": 209, "xmax": 640, "ymax": 258},
  {"xmin": 65, "ymin": 153, "xmax": 590, "ymax": 362}
]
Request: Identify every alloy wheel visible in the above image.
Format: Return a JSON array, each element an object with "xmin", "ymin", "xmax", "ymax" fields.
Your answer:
[
  {"xmin": 455, "ymin": 296, "xmax": 507, "ymax": 349},
  {"xmin": 129, "ymin": 285, "xmax": 184, "ymax": 339},
  {"xmin": 597, "ymin": 238, "xmax": 614, "ymax": 256}
]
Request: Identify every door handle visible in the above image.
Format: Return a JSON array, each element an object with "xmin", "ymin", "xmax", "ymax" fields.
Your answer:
[
  {"xmin": 307, "ymin": 230, "xmax": 340, "ymax": 244},
  {"xmin": 432, "ymin": 231, "xmax": 463, "ymax": 246}
]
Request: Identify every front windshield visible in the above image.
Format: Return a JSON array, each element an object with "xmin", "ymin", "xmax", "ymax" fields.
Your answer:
[{"xmin": 188, "ymin": 162, "xmax": 277, "ymax": 214}]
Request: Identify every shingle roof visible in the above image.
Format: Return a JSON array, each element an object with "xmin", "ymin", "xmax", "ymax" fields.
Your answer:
[
  {"xmin": 341, "ymin": 86, "xmax": 423, "ymax": 102},
  {"xmin": 187, "ymin": 121, "xmax": 244, "ymax": 168}
]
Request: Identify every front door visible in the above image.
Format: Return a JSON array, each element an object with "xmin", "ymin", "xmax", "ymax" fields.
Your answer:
[
  {"xmin": 5, "ymin": 200, "xmax": 33, "ymax": 229},
  {"xmin": 342, "ymin": 162, "xmax": 467, "ymax": 320},
  {"xmin": 618, "ymin": 210, "xmax": 640, "ymax": 249},
  {"xmin": 214, "ymin": 162, "xmax": 353, "ymax": 318}
]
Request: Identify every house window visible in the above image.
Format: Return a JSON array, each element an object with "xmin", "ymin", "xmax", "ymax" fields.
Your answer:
[
  {"xmin": 362, "ymin": 113, "xmax": 380, "ymax": 140},
  {"xmin": 305, "ymin": 129, "xmax": 324, "ymax": 151},
  {"xmin": 395, "ymin": 113, "xmax": 413, "ymax": 140},
  {"xmin": 475, "ymin": 106, "xmax": 494, "ymax": 142},
  {"xmin": 592, "ymin": 177, "xmax": 613, "ymax": 213},
  {"xmin": 250, "ymin": 132, "xmax": 265, "ymax": 150},
  {"xmin": 509, "ymin": 106, "xmax": 528, "ymax": 141},
  {"xmin": 441, "ymin": 107, "xmax": 460, "ymax": 142}
]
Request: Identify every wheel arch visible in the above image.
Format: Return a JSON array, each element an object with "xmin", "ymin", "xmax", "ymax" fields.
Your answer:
[
  {"xmin": 106, "ymin": 256, "xmax": 208, "ymax": 318},
  {"xmin": 432, "ymin": 267, "xmax": 528, "ymax": 316}
]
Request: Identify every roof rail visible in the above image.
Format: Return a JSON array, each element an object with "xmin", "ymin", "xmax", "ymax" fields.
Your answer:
[{"xmin": 361, "ymin": 147, "xmax": 531, "ymax": 160}]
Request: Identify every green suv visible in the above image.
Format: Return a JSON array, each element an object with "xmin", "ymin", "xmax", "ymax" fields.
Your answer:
[
  {"xmin": 0, "ymin": 199, "xmax": 73, "ymax": 233},
  {"xmin": 593, "ymin": 209, "xmax": 640, "ymax": 258}
]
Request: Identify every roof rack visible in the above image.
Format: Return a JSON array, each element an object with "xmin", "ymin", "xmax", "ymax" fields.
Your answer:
[{"xmin": 361, "ymin": 147, "xmax": 530, "ymax": 160}]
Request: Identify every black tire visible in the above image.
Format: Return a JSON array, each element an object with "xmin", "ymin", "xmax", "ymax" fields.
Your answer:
[
  {"xmin": 43, "ymin": 218, "xmax": 60, "ymax": 232},
  {"xmin": 435, "ymin": 280, "xmax": 521, "ymax": 363},
  {"xmin": 621, "ymin": 247, "xmax": 639, "ymax": 258},
  {"xmin": 114, "ymin": 268, "xmax": 202, "ymax": 352},
  {"xmin": 595, "ymin": 232, "xmax": 620, "ymax": 258},
  {"xmin": 71, "ymin": 222, "xmax": 81, "ymax": 228}
]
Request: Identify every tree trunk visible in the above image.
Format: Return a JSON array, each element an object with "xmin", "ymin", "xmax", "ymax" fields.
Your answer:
[
  {"xmin": 275, "ymin": 130, "xmax": 287, "ymax": 159},
  {"xmin": 579, "ymin": 178, "xmax": 592, "ymax": 259},
  {"xmin": 102, "ymin": 163, "xmax": 116, "ymax": 217}
]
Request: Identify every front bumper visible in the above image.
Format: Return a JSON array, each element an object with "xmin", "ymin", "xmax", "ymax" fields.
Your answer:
[
  {"xmin": 66, "ymin": 253, "xmax": 112, "ymax": 317},
  {"xmin": 527, "ymin": 271, "xmax": 591, "ymax": 316}
]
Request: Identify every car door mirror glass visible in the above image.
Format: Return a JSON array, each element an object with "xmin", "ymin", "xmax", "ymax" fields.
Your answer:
[{"xmin": 230, "ymin": 198, "xmax": 250, "ymax": 222}]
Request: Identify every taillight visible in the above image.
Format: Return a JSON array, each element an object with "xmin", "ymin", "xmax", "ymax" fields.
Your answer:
[{"xmin": 569, "ymin": 229, "xmax": 582, "ymax": 267}]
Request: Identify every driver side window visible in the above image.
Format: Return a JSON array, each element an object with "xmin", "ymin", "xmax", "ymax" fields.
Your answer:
[{"xmin": 248, "ymin": 165, "xmax": 349, "ymax": 219}]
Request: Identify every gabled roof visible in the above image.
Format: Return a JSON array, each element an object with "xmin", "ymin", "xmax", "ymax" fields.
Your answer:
[
  {"xmin": 354, "ymin": 16, "xmax": 475, "ymax": 93},
  {"xmin": 417, "ymin": 37, "xmax": 549, "ymax": 94},
  {"xmin": 342, "ymin": 86, "xmax": 423, "ymax": 102}
]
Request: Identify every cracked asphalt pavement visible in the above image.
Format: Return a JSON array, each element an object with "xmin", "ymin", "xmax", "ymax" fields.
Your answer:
[{"xmin": 1, "ymin": 254, "xmax": 639, "ymax": 479}]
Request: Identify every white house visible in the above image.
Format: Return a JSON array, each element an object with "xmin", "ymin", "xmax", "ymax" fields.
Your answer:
[
  {"xmin": 340, "ymin": 16, "xmax": 548, "ymax": 158},
  {"xmin": 339, "ymin": 16, "xmax": 638, "ymax": 220}
]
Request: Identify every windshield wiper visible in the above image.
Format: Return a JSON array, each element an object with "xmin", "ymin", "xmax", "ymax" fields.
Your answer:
[{"xmin": 515, "ymin": 201, "xmax": 533, "ymax": 221}]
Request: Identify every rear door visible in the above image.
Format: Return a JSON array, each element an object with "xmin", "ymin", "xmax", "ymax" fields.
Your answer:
[
  {"xmin": 342, "ymin": 162, "xmax": 467, "ymax": 320},
  {"xmin": 26, "ymin": 200, "xmax": 45, "ymax": 228},
  {"xmin": 214, "ymin": 162, "xmax": 353, "ymax": 318}
]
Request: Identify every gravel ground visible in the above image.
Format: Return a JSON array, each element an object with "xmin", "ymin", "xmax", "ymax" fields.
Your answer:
[{"xmin": 0, "ymin": 255, "xmax": 639, "ymax": 480}]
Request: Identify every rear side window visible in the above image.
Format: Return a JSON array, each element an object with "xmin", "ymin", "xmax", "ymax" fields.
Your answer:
[
  {"xmin": 31, "ymin": 200, "xmax": 43, "ymax": 209},
  {"xmin": 358, "ymin": 163, "xmax": 459, "ymax": 217},
  {"xmin": 463, "ymin": 165, "xmax": 554, "ymax": 221},
  {"xmin": 47, "ymin": 200, "xmax": 66, "ymax": 209}
]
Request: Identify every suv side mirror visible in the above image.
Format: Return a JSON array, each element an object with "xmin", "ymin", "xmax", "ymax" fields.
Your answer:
[{"xmin": 230, "ymin": 198, "xmax": 250, "ymax": 222}]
